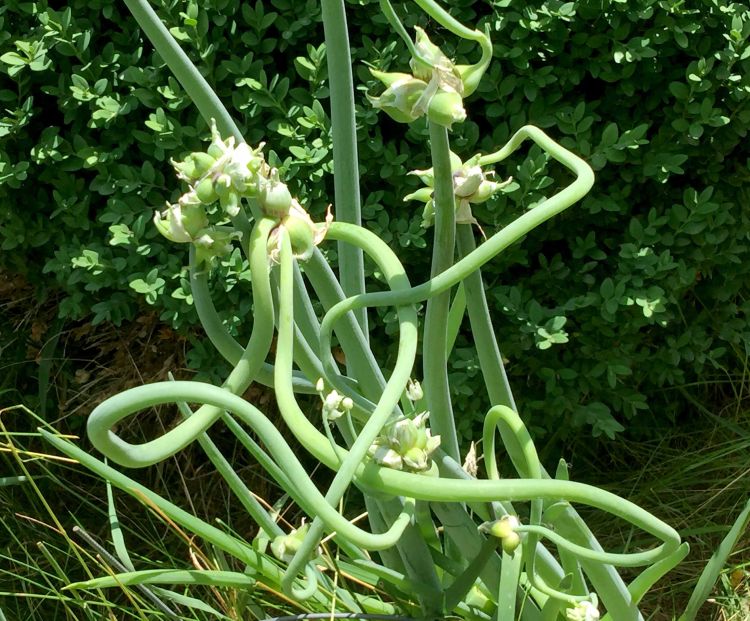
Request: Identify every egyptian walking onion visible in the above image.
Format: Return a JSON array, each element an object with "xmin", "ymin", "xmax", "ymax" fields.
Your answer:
[{"xmin": 38, "ymin": 1, "xmax": 747, "ymax": 620}]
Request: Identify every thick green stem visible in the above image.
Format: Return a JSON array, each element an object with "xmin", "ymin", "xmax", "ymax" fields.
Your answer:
[
  {"xmin": 189, "ymin": 252, "xmax": 316, "ymax": 393},
  {"xmin": 71, "ymin": 6, "xmax": 678, "ymax": 603},
  {"xmin": 455, "ymin": 225, "xmax": 516, "ymax": 411},
  {"xmin": 321, "ymin": 0, "xmax": 368, "ymax": 340},
  {"xmin": 122, "ymin": 0, "xmax": 242, "ymax": 144},
  {"xmin": 305, "ymin": 253, "xmax": 389, "ymax": 405},
  {"xmin": 423, "ymin": 121, "xmax": 460, "ymax": 461}
]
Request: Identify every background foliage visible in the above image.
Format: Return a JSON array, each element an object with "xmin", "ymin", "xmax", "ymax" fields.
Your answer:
[{"xmin": 1, "ymin": 0, "xmax": 748, "ymax": 441}]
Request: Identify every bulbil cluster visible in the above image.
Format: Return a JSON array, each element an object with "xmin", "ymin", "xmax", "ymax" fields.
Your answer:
[
  {"xmin": 480, "ymin": 514, "xmax": 522, "ymax": 555},
  {"xmin": 270, "ymin": 522, "xmax": 320, "ymax": 564},
  {"xmin": 405, "ymin": 151, "xmax": 513, "ymax": 229},
  {"xmin": 566, "ymin": 599, "xmax": 600, "ymax": 621},
  {"xmin": 368, "ymin": 411, "xmax": 441, "ymax": 473},
  {"xmin": 368, "ymin": 27, "xmax": 490, "ymax": 130},
  {"xmin": 154, "ymin": 120, "xmax": 329, "ymax": 263},
  {"xmin": 316, "ymin": 379, "xmax": 355, "ymax": 422}
]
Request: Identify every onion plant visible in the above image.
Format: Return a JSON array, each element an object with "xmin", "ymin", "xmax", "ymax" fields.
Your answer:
[{"xmin": 38, "ymin": 1, "xmax": 749, "ymax": 620}]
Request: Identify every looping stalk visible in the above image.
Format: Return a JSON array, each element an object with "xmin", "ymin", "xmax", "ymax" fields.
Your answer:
[{"xmin": 59, "ymin": 2, "xmax": 688, "ymax": 617}]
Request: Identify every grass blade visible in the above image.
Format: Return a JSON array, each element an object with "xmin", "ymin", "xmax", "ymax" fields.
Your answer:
[
  {"xmin": 151, "ymin": 587, "xmax": 232, "ymax": 619},
  {"xmin": 67, "ymin": 569, "xmax": 257, "ymax": 590},
  {"xmin": 0, "ymin": 475, "xmax": 27, "ymax": 486},
  {"xmin": 679, "ymin": 498, "xmax": 750, "ymax": 621},
  {"xmin": 106, "ymin": 480, "xmax": 136, "ymax": 571}
]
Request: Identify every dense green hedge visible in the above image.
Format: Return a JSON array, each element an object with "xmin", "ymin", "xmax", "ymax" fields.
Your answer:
[{"xmin": 2, "ymin": 0, "xmax": 748, "ymax": 440}]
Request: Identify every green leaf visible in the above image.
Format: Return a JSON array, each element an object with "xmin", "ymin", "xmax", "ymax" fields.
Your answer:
[
  {"xmin": 108, "ymin": 223, "xmax": 134, "ymax": 246},
  {"xmin": 496, "ymin": 549, "xmax": 523, "ymax": 619},
  {"xmin": 601, "ymin": 122, "xmax": 618, "ymax": 147},
  {"xmin": 0, "ymin": 51, "xmax": 27, "ymax": 66}
]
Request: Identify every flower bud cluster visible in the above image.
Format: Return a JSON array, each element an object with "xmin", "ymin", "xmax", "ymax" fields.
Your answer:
[
  {"xmin": 155, "ymin": 119, "xmax": 329, "ymax": 263},
  {"xmin": 367, "ymin": 28, "xmax": 467, "ymax": 129},
  {"xmin": 368, "ymin": 411, "xmax": 441, "ymax": 473},
  {"xmin": 404, "ymin": 152, "xmax": 513, "ymax": 229},
  {"xmin": 173, "ymin": 119, "xmax": 267, "ymax": 215},
  {"xmin": 316, "ymin": 379, "xmax": 354, "ymax": 421},
  {"xmin": 270, "ymin": 521, "xmax": 319, "ymax": 564},
  {"xmin": 566, "ymin": 600, "xmax": 600, "ymax": 621},
  {"xmin": 480, "ymin": 514, "xmax": 522, "ymax": 554},
  {"xmin": 406, "ymin": 378, "xmax": 423, "ymax": 402}
]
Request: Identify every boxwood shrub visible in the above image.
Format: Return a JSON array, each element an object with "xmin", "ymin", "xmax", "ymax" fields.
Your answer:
[{"xmin": 1, "ymin": 0, "xmax": 748, "ymax": 441}]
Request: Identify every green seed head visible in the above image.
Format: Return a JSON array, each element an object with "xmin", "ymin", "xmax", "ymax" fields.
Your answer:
[
  {"xmin": 191, "ymin": 152, "xmax": 218, "ymax": 177},
  {"xmin": 153, "ymin": 204, "xmax": 190, "ymax": 243},
  {"xmin": 193, "ymin": 227, "xmax": 236, "ymax": 265},
  {"xmin": 206, "ymin": 141, "xmax": 225, "ymax": 160},
  {"xmin": 488, "ymin": 515, "xmax": 520, "ymax": 540},
  {"xmin": 180, "ymin": 202, "xmax": 209, "ymax": 238},
  {"xmin": 370, "ymin": 68, "xmax": 415, "ymax": 88},
  {"xmin": 403, "ymin": 187, "xmax": 434, "ymax": 203},
  {"xmin": 194, "ymin": 176, "xmax": 218, "ymax": 204},
  {"xmin": 259, "ymin": 173, "xmax": 293, "ymax": 219},
  {"xmin": 390, "ymin": 418, "xmax": 420, "ymax": 452},
  {"xmin": 501, "ymin": 532, "xmax": 521, "ymax": 554},
  {"xmin": 402, "ymin": 447, "xmax": 429, "ymax": 472},
  {"xmin": 172, "ymin": 152, "xmax": 217, "ymax": 183},
  {"xmin": 219, "ymin": 189, "xmax": 241, "ymax": 217},
  {"xmin": 270, "ymin": 523, "xmax": 311, "ymax": 563},
  {"xmin": 171, "ymin": 159, "xmax": 196, "ymax": 181},
  {"xmin": 283, "ymin": 211, "xmax": 315, "ymax": 261},
  {"xmin": 426, "ymin": 88, "xmax": 466, "ymax": 129},
  {"xmin": 420, "ymin": 199, "xmax": 435, "ymax": 229},
  {"xmin": 368, "ymin": 444, "xmax": 403, "ymax": 470}
]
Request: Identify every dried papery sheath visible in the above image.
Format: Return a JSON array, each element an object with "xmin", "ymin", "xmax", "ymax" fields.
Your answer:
[
  {"xmin": 410, "ymin": 27, "xmax": 463, "ymax": 94},
  {"xmin": 367, "ymin": 71, "xmax": 428, "ymax": 124},
  {"xmin": 322, "ymin": 390, "xmax": 346, "ymax": 421},
  {"xmin": 406, "ymin": 379, "xmax": 423, "ymax": 402},
  {"xmin": 462, "ymin": 441, "xmax": 478, "ymax": 477},
  {"xmin": 405, "ymin": 152, "xmax": 512, "ymax": 228},
  {"xmin": 193, "ymin": 227, "xmax": 238, "ymax": 264}
]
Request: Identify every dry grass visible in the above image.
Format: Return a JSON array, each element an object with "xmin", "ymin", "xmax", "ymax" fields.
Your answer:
[{"xmin": 571, "ymin": 395, "xmax": 750, "ymax": 620}]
